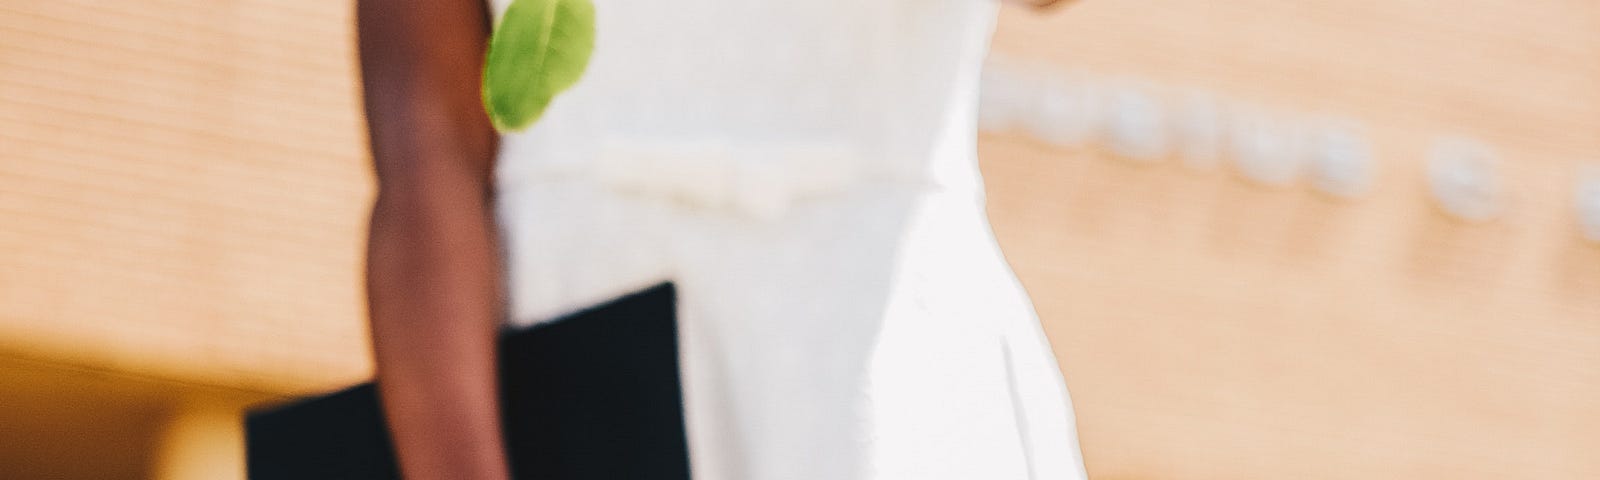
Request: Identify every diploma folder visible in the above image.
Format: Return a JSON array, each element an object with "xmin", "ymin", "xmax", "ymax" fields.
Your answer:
[{"xmin": 245, "ymin": 283, "xmax": 692, "ymax": 480}]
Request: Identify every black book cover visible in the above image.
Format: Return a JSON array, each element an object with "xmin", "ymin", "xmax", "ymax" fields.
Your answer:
[{"xmin": 245, "ymin": 282, "xmax": 692, "ymax": 480}]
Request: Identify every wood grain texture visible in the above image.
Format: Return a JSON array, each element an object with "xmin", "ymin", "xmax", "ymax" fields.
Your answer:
[
  {"xmin": 0, "ymin": 0, "xmax": 371, "ymax": 393},
  {"xmin": 1, "ymin": 1, "xmax": 1598, "ymax": 478},
  {"xmin": 983, "ymin": 1, "xmax": 1600, "ymax": 478}
]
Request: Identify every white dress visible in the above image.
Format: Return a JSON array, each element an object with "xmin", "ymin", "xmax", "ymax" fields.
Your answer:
[{"xmin": 487, "ymin": 1, "xmax": 1088, "ymax": 479}]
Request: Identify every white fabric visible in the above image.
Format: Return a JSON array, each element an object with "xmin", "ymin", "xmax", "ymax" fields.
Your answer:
[{"xmin": 486, "ymin": 1, "xmax": 1088, "ymax": 478}]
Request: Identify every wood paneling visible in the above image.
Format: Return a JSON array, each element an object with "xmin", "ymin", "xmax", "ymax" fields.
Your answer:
[
  {"xmin": 983, "ymin": 2, "xmax": 1600, "ymax": 478},
  {"xmin": 0, "ymin": 0, "xmax": 372, "ymax": 393},
  {"xmin": 2, "ymin": 0, "xmax": 1598, "ymax": 478}
]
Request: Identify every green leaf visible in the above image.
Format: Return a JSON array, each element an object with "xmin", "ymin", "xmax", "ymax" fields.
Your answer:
[{"xmin": 482, "ymin": 0, "xmax": 596, "ymax": 132}]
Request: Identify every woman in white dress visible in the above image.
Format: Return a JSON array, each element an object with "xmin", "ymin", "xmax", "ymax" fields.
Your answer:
[{"xmin": 357, "ymin": 0, "xmax": 1084, "ymax": 479}]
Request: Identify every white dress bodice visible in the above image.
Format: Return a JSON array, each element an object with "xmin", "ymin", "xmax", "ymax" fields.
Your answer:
[
  {"xmin": 486, "ymin": 1, "xmax": 1087, "ymax": 479},
  {"xmin": 491, "ymin": 0, "xmax": 998, "ymax": 211}
]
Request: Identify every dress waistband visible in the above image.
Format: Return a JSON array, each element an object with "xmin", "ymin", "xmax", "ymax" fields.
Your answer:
[{"xmin": 502, "ymin": 135, "xmax": 933, "ymax": 221}]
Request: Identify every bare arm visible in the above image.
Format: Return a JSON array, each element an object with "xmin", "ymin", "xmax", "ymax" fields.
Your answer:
[
  {"xmin": 356, "ymin": 1, "xmax": 506, "ymax": 479},
  {"xmin": 1007, "ymin": 0, "xmax": 1076, "ymax": 10}
]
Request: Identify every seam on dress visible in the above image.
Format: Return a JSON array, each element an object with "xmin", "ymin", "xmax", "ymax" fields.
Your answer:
[{"xmin": 1000, "ymin": 340, "xmax": 1037, "ymax": 480}]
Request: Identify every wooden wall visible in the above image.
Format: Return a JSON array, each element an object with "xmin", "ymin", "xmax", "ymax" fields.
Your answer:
[
  {"xmin": 1, "ymin": 1, "xmax": 366, "ymax": 476},
  {"xmin": 984, "ymin": 1, "xmax": 1600, "ymax": 478},
  {"xmin": 0, "ymin": 0, "xmax": 371, "ymax": 394},
  {"xmin": 1, "ymin": 0, "xmax": 1597, "ymax": 478}
]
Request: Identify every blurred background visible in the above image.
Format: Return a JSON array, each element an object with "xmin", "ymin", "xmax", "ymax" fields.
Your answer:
[{"xmin": 3, "ymin": 0, "xmax": 1599, "ymax": 478}]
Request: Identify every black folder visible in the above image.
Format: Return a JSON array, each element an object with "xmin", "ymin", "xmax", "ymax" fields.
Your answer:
[{"xmin": 245, "ymin": 283, "xmax": 692, "ymax": 480}]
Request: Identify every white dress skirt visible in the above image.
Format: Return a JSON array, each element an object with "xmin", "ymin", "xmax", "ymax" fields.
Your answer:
[{"xmin": 486, "ymin": 0, "xmax": 1089, "ymax": 478}]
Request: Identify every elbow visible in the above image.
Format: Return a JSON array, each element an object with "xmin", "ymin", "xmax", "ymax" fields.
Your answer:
[
  {"xmin": 370, "ymin": 157, "xmax": 495, "ymax": 213},
  {"xmin": 1016, "ymin": 0, "xmax": 1077, "ymax": 11}
]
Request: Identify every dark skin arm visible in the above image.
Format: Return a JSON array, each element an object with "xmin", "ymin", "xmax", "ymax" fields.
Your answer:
[
  {"xmin": 1010, "ymin": 0, "xmax": 1076, "ymax": 9},
  {"xmin": 353, "ymin": 2, "xmax": 1071, "ymax": 479},
  {"xmin": 356, "ymin": 1, "xmax": 506, "ymax": 479}
]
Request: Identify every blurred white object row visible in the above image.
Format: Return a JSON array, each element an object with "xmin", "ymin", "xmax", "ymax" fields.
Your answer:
[
  {"xmin": 978, "ymin": 59, "xmax": 1600, "ymax": 243},
  {"xmin": 979, "ymin": 62, "xmax": 1376, "ymax": 197}
]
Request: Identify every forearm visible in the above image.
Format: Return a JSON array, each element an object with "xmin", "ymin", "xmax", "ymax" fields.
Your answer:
[
  {"xmin": 355, "ymin": 0, "xmax": 502, "ymax": 473},
  {"xmin": 367, "ymin": 182, "xmax": 508, "ymax": 480}
]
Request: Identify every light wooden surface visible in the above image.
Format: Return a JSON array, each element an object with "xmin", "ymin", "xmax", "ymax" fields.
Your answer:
[
  {"xmin": 984, "ymin": 1, "xmax": 1600, "ymax": 478},
  {"xmin": 1, "ymin": 0, "xmax": 1597, "ymax": 478},
  {"xmin": 0, "ymin": 0, "xmax": 372, "ymax": 394}
]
